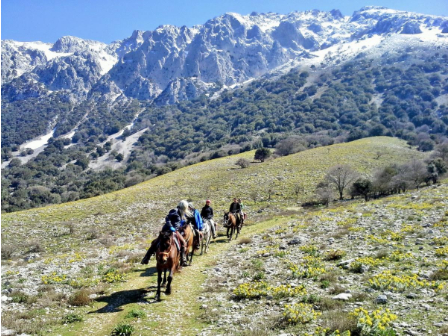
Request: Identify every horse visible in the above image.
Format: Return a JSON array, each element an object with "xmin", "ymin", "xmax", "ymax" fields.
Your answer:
[
  {"xmin": 179, "ymin": 221, "xmax": 196, "ymax": 266},
  {"xmin": 200, "ymin": 219, "xmax": 212, "ymax": 255},
  {"xmin": 223, "ymin": 212, "xmax": 241, "ymax": 241},
  {"xmin": 155, "ymin": 231, "xmax": 180, "ymax": 301}
]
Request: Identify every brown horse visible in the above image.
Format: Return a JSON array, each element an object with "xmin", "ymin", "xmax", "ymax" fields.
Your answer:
[
  {"xmin": 223, "ymin": 212, "xmax": 241, "ymax": 241},
  {"xmin": 178, "ymin": 222, "xmax": 197, "ymax": 266},
  {"xmin": 155, "ymin": 231, "xmax": 180, "ymax": 301}
]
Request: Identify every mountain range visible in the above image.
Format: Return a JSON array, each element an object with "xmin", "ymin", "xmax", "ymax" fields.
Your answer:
[{"xmin": 2, "ymin": 6, "xmax": 447, "ymax": 105}]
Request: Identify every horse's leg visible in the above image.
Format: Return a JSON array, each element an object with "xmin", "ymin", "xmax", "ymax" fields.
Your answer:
[
  {"xmin": 189, "ymin": 244, "xmax": 194, "ymax": 265},
  {"xmin": 165, "ymin": 267, "xmax": 173, "ymax": 295},
  {"xmin": 200, "ymin": 234, "xmax": 204, "ymax": 255},
  {"xmin": 206, "ymin": 232, "xmax": 211, "ymax": 253},
  {"xmin": 161, "ymin": 268, "xmax": 167, "ymax": 287},
  {"xmin": 156, "ymin": 269, "xmax": 162, "ymax": 301},
  {"xmin": 227, "ymin": 227, "xmax": 230, "ymax": 239}
]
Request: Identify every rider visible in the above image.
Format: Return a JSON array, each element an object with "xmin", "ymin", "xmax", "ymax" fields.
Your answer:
[
  {"xmin": 229, "ymin": 197, "xmax": 242, "ymax": 226},
  {"xmin": 188, "ymin": 203, "xmax": 203, "ymax": 249},
  {"xmin": 238, "ymin": 198, "xmax": 245, "ymax": 225},
  {"xmin": 141, "ymin": 200, "xmax": 190, "ymax": 266},
  {"xmin": 201, "ymin": 199, "xmax": 216, "ymax": 239}
]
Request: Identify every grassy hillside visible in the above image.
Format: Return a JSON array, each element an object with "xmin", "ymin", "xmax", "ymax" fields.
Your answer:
[
  {"xmin": 2, "ymin": 137, "xmax": 425, "ymax": 255},
  {"xmin": 1, "ymin": 137, "xmax": 432, "ymax": 335}
]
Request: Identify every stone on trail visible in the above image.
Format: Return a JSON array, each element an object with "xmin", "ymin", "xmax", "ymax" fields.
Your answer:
[{"xmin": 332, "ymin": 293, "xmax": 352, "ymax": 300}]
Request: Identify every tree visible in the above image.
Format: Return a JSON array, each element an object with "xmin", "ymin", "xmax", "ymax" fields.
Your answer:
[
  {"xmin": 399, "ymin": 159, "xmax": 427, "ymax": 189},
  {"xmin": 74, "ymin": 156, "xmax": 90, "ymax": 170},
  {"xmin": 254, "ymin": 148, "xmax": 271, "ymax": 162},
  {"xmin": 351, "ymin": 178, "xmax": 373, "ymax": 201},
  {"xmin": 8, "ymin": 158, "xmax": 22, "ymax": 168},
  {"xmin": 116, "ymin": 153, "xmax": 124, "ymax": 162},
  {"xmin": 236, "ymin": 158, "xmax": 250, "ymax": 168},
  {"xmin": 275, "ymin": 137, "xmax": 306, "ymax": 156},
  {"xmin": 325, "ymin": 165, "xmax": 359, "ymax": 200}
]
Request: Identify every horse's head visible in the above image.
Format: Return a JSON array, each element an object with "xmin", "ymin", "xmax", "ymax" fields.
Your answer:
[
  {"xmin": 223, "ymin": 211, "xmax": 231, "ymax": 225},
  {"xmin": 157, "ymin": 231, "xmax": 173, "ymax": 264}
]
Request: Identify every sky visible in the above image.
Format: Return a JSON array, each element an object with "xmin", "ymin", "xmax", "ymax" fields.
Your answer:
[{"xmin": 2, "ymin": 0, "xmax": 448, "ymax": 43}]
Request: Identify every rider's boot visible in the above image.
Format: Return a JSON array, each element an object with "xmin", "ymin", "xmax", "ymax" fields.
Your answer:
[
  {"xmin": 194, "ymin": 229, "xmax": 201, "ymax": 249},
  {"xmin": 180, "ymin": 247, "xmax": 188, "ymax": 266}
]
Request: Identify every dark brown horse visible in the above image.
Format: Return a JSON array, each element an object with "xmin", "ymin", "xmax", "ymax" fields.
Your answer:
[
  {"xmin": 223, "ymin": 212, "xmax": 241, "ymax": 241},
  {"xmin": 155, "ymin": 231, "xmax": 180, "ymax": 301},
  {"xmin": 178, "ymin": 222, "xmax": 197, "ymax": 266}
]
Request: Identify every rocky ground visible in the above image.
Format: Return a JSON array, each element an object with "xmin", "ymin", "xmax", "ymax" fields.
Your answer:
[{"xmin": 197, "ymin": 185, "xmax": 448, "ymax": 336}]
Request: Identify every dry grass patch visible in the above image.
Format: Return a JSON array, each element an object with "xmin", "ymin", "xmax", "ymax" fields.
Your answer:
[
  {"xmin": 238, "ymin": 237, "xmax": 253, "ymax": 245},
  {"xmin": 68, "ymin": 288, "xmax": 92, "ymax": 306},
  {"xmin": 321, "ymin": 310, "xmax": 359, "ymax": 334},
  {"xmin": 319, "ymin": 297, "xmax": 344, "ymax": 311},
  {"xmin": 329, "ymin": 284, "xmax": 346, "ymax": 295},
  {"xmin": 1, "ymin": 244, "xmax": 14, "ymax": 259},
  {"xmin": 324, "ymin": 249, "xmax": 347, "ymax": 261},
  {"xmin": 430, "ymin": 269, "xmax": 448, "ymax": 281}
]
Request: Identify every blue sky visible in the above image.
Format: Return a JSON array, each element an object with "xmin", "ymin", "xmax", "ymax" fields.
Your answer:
[{"xmin": 2, "ymin": 0, "xmax": 448, "ymax": 43}]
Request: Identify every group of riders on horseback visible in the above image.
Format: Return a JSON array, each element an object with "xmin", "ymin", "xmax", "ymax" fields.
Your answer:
[{"xmin": 141, "ymin": 198, "xmax": 245, "ymax": 267}]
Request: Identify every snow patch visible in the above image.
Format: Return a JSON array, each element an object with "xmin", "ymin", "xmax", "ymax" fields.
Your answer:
[
  {"xmin": 12, "ymin": 41, "xmax": 72, "ymax": 60},
  {"xmin": 20, "ymin": 128, "xmax": 55, "ymax": 150}
]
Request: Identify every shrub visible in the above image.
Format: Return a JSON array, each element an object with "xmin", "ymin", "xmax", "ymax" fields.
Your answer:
[
  {"xmin": 1, "ymin": 244, "xmax": 14, "ymax": 259},
  {"xmin": 238, "ymin": 237, "xmax": 252, "ymax": 245},
  {"xmin": 350, "ymin": 307, "xmax": 397, "ymax": 335},
  {"xmin": 324, "ymin": 250, "xmax": 346, "ymax": 261},
  {"xmin": 62, "ymin": 313, "xmax": 83, "ymax": 323},
  {"xmin": 111, "ymin": 323, "xmax": 134, "ymax": 336},
  {"xmin": 68, "ymin": 289, "xmax": 92, "ymax": 306},
  {"xmin": 254, "ymin": 148, "xmax": 271, "ymax": 162},
  {"xmin": 283, "ymin": 303, "xmax": 321, "ymax": 324},
  {"xmin": 236, "ymin": 158, "xmax": 250, "ymax": 168},
  {"xmin": 125, "ymin": 309, "xmax": 146, "ymax": 319}
]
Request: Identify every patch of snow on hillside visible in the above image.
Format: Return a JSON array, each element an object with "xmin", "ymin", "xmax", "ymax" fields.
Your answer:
[
  {"xmin": 97, "ymin": 51, "xmax": 118, "ymax": 75},
  {"xmin": 418, "ymin": 26, "xmax": 444, "ymax": 42},
  {"xmin": 21, "ymin": 128, "xmax": 55, "ymax": 150},
  {"xmin": 14, "ymin": 41, "xmax": 72, "ymax": 60}
]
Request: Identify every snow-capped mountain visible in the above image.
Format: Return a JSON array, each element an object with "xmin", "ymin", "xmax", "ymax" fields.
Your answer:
[{"xmin": 2, "ymin": 6, "xmax": 448, "ymax": 104}]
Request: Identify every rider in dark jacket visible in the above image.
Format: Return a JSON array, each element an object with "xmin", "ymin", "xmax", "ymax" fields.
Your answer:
[
  {"xmin": 229, "ymin": 198, "xmax": 241, "ymax": 213},
  {"xmin": 141, "ymin": 200, "xmax": 189, "ymax": 266},
  {"xmin": 201, "ymin": 200, "xmax": 216, "ymax": 239},
  {"xmin": 229, "ymin": 198, "xmax": 242, "ymax": 225}
]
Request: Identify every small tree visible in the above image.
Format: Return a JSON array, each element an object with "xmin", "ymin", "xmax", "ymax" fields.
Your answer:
[
  {"xmin": 254, "ymin": 148, "xmax": 271, "ymax": 162},
  {"xmin": 400, "ymin": 159, "xmax": 427, "ymax": 189},
  {"xmin": 315, "ymin": 180, "xmax": 334, "ymax": 207},
  {"xmin": 293, "ymin": 183, "xmax": 304, "ymax": 201},
  {"xmin": 325, "ymin": 165, "xmax": 359, "ymax": 200},
  {"xmin": 236, "ymin": 158, "xmax": 250, "ymax": 168},
  {"xmin": 351, "ymin": 178, "xmax": 373, "ymax": 201},
  {"xmin": 275, "ymin": 137, "xmax": 306, "ymax": 156},
  {"xmin": 74, "ymin": 156, "xmax": 90, "ymax": 170},
  {"xmin": 116, "ymin": 153, "xmax": 124, "ymax": 162}
]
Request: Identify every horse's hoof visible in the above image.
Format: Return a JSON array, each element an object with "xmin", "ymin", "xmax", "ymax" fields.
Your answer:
[
  {"xmin": 165, "ymin": 289, "xmax": 171, "ymax": 295},
  {"xmin": 156, "ymin": 296, "xmax": 161, "ymax": 302}
]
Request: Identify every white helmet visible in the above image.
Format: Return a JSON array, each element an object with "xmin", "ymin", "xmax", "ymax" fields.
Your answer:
[{"xmin": 178, "ymin": 200, "xmax": 189, "ymax": 211}]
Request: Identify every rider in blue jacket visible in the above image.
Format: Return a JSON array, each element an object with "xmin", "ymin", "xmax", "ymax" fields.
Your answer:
[
  {"xmin": 188, "ymin": 203, "xmax": 203, "ymax": 249},
  {"xmin": 141, "ymin": 200, "xmax": 189, "ymax": 266}
]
